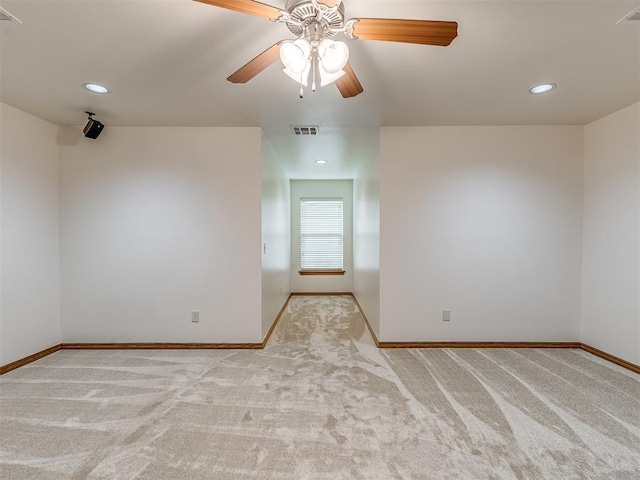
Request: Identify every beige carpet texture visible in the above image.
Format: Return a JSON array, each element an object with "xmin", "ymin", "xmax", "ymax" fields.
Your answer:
[{"xmin": 1, "ymin": 295, "xmax": 639, "ymax": 479}]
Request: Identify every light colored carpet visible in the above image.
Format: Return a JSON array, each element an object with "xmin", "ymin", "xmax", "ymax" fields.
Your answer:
[{"xmin": 1, "ymin": 295, "xmax": 639, "ymax": 479}]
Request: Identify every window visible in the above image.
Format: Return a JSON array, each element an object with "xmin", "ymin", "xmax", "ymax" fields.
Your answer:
[{"xmin": 300, "ymin": 198, "xmax": 344, "ymax": 274}]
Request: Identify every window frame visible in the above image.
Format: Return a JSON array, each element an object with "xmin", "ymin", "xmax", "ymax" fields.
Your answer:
[{"xmin": 298, "ymin": 197, "xmax": 345, "ymax": 276}]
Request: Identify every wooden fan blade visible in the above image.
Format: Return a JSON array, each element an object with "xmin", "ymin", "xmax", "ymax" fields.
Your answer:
[
  {"xmin": 352, "ymin": 18, "xmax": 458, "ymax": 46},
  {"xmin": 227, "ymin": 43, "xmax": 281, "ymax": 83},
  {"xmin": 316, "ymin": 0, "xmax": 341, "ymax": 7},
  {"xmin": 194, "ymin": 0, "xmax": 281, "ymax": 21},
  {"xmin": 335, "ymin": 63, "xmax": 363, "ymax": 98}
]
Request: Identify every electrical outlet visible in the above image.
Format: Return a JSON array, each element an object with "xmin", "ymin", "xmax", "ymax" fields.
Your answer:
[
  {"xmin": 443, "ymin": 310, "xmax": 451, "ymax": 322},
  {"xmin": 191, "ymin": 311, "xmax": 200, "ymax": 323}
]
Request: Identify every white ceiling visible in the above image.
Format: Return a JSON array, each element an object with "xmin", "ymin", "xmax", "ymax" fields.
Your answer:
[{"xmin": 1, "ymin": 0, "xmax": 638, "ymax": 178}]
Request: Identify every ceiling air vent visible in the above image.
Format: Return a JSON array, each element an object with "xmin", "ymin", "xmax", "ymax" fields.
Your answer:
[
  {"xmin": 0, "ymin": 7, "xmax": 22, "ymax": 22},
  {"xmin": 618, "ymin": 4, "xmax": 640, "ymax": 23},
  {"xmin": 291, "ymin": 125, "xmax": 319, "ymax": 136}
]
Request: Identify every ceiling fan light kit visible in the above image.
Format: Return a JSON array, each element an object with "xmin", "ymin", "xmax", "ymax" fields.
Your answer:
[
  {"xmin": 196, "ymin": 0, "xmax": 458, "ymax": 98},
  {"xmin": 280, "ymin": 30, "xmax": 349, "ymax": 96}
]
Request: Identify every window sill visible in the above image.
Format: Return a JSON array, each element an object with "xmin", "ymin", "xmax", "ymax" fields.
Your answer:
[{"xmin": 299, "ymin": 270, "xmax": 346, "ymax": 276}]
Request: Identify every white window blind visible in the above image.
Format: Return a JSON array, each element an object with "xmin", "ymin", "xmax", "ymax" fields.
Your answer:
[{"xmin": 300, "ymin": 199, "xmax": 343, "ymax": 270}]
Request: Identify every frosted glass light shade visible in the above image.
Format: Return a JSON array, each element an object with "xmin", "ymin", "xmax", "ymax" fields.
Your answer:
[
  {"xmin": 319, "ymin": 65, "xmax": 346, "ymax": 86},
  {"xmin": 318, "ymin": 39, "xmax": 349, "ymax": 74},
  {"xmin": 283, "ymin": 62, "xmax": 311, "ymax": 86},
  {"xmin": 280, "ymin": 39, "xmax": 311, "ymax": 74}
]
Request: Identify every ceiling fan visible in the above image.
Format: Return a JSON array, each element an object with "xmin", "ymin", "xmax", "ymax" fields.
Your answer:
[{"xmin": 195, "ymin": 0, "xmax": 458, "ymax": 98}]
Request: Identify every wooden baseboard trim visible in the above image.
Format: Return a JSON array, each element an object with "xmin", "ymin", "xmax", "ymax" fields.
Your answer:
[
  {"xmin": 291, "ymin": 292, "xmax": 353, "ymax": 296},
  {"xmin": 350, "ymin": 293, "xmax": 380, "ymax": 347},
  {"xmin": 580, "ymin": 343, "xmax": 640, "ymax": 374},
  {"xmin": 0, "ymin": 344, "xmax": 62, "ymax": 375},
  {"xmin": 261, "ymin": 294, "xmax": 292, "ymax": 347},
  {"xmin": 377, "ymin": 341, "xmax": 582, "ymax": 349},
  {"xmin": 61, "ymin": 342, "xmax": 263, "ymax": 350},
  {"xmin": 3, "ymin": 303, "xmax": 638, "ymax": 377}
]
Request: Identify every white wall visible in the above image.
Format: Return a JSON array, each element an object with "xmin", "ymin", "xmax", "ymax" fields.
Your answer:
[
  {"xmin": 1, "ymin": 107, "xmax": 2, "ymax": 363},
  {"xmin": 290, "ymin": 180, "xmax": 353, "ymax": 293},
  {"xmin": 0, "ymin": 103, "xmax": 61, "ymax": 365},
  {"xmin": 353, "ymin": 136, "xmax": 381, "ymax": 337},
  {"xmin": 261, "ymin": 134, "xmax": 291, "ymax": 338},
  {"xmin": 582, "ymin": 102, "xmax": 639, "ymax": 364},
  {"xmin": 59, "ymin": 127, "xmax": 263, "ymax": 343},
  {"xmin": 380, "ymin": 126, "xmax": 584, "ymax": 342},
  {"xmin": 3, "ymin": 101, "xmax": 638, "ymax": 367}
]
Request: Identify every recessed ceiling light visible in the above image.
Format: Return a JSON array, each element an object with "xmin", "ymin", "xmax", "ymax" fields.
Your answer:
[
  {"xmin": 315, "ymin": 160, "xmax": 327, "ymax": 164},
  {"xmin": 530, "ymin": 83, "xmax": 556, "ymax": 94},
  {"xmin": 84, "ymin": 83, "xmax": 109, "ymax": 94}
]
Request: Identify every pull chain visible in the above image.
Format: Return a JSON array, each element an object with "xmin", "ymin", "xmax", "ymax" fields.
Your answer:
[{"xmin": 312, "ymin": 55, "xmax": 317, "ymax": 92}]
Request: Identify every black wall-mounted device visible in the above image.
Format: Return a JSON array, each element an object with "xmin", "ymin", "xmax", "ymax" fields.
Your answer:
[{"xmin": 83, "ymin": 112, "xmax": 104, "ymax": 139}]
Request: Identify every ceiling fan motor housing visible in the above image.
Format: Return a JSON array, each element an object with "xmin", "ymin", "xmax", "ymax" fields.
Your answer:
[{"xmin": 284, "ymin": 0, "xmax": 345, "ymax": 38}]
